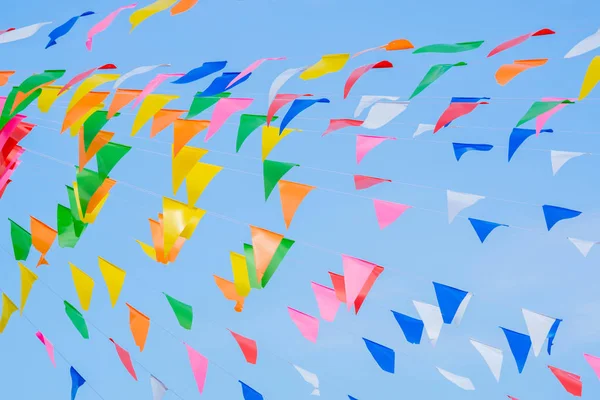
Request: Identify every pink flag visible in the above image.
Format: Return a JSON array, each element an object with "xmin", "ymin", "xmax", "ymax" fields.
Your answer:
[
  {"xmin": 0, "ymin": 114, "xmax": 26, "ymax": 149},
  {"xmin": 267, "ymin": 93, "xmax": 311, "ymax": 126},
  {"xmin": 185, "ymin": 343, "xmax": 209, "ymax": 394},
  {"xmin": 584, "ymin": 353, "xmax": 600, "ymax": 380},
  {"xmin": 434, "ymin": 102, "xmax": 488, "ymax": 133},
  {"xmin": 356, "ymin": 134, "xmax": 395, "ymax": 164},
  {"xmin": 322, "ymin": 118, "xmax": 363, "ymax": 136},
  {"xmin": 59, "ymin": 64, "xmax": 117, "ymax": 94},
  {"xmin": 508, "ymin": 397, "xmax": 519, "ymax": 400},
  {"xmin": 353, "ymin": 174, "xmax": 391, "ymax": 190},
  {"xmin": 132, "ymin": 73, "xmax": 184, "ymax": 108},
  {"xmin": 342, "ymin": 255, "xmax": 376, "ymax": 310},
  {"xmin": 548, "ymin": 365, "xmax": 582, "ymax": 397},
  {"xmin": 229, "ymin": 330, "xmax": 258, "ymax": 364},
  {"xmin": 206, "ymin": 97, "xmax": 253, "ymax": 141},
  {"xmin": 311, "ymin": 282, "xmax": 341, "ymax": 322},
  {"xmin": 109, "ymin": 339, "xmax": 138, "ymax": 381},
  {"xmin": 86, "ymin": 3, "xmax": 137, "ymax": 50},
  {"xmin": 344, "ymin": 61, "xmax": 393, "ymax": 99},
  {"xmin": 536, "ymin": 97, "xmax": 575, "ymax": 135},
  {"xmin": 373, "ymin": 199, "xmax": 411, "ymax": 229},
  {"xmin": 35, "ymin": 331, "xmax": 56, "ymax": 367},
  {"xmin": 288, "ymin": 307, "xmax": 319, "ymax": 343},
  {"xmin": 226, "ymin": 57, "xmax": 286, "ymax": 89},
  {"xmin": 488, "ymin": 29, "xmax": 555, "ymax": 57}
]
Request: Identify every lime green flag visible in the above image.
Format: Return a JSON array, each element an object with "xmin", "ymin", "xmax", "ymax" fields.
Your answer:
[
  {"xmin": 164, "ymin": 293, "xmax": 193, "ymax": 330},
  {"xmin": 410, "ymin": 62, "xmax": 467, "ymax": 99},
  {"xmin": 261, "ymin": 238, "xmax": 295, "ymax": 288},
  {"xmin": 413, "ymin": 41, "xmax": 484, "ymax": 54},
  {"xmin": 83, "ymin": 110, "xmax": 120, "ymax": 151},
  {"xmin": 57, "ymin": 204, "xmax": 83, "ymax": 248},
  {"xmin": 9, "ymin": 219, "xmax": 31, "ymax": 261},
  {"xmin": 64, "ymin": 301, "xmax": 89, "ymax": 339},
  {"xmin": 187, "ymin": 91, "xmax": 231, "ymax": 119},
  {"xmin": 263, "ymin": 160, "xmax": 298, "ymax": 201},
  {"xmin": 75, "ymin": 168, "xmax": 107, "ymax": 216},
  {"xmin": 96, "ymin": 143, "xmax": 131, "ymax": 177},
  {"xmin": 236, "ymin": 114, "xmax": 278, "ymax": 152},
  {"xmin": 517, "ymin": 100, "xmax": 574, "ymax": 127}
]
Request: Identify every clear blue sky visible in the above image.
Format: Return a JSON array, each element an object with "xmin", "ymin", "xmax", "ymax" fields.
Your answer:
[{"xmin": 1, "ymin": 0, "xmax": 600, "ymax": 399}]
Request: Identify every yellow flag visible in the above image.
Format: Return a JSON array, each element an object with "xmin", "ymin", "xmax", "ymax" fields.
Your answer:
[
  {"xmin": 69, "ymin": 262, "xmax": 94, "ymax": 311},
  {"xmin": 186, "ymin": 162, "xmax": 223, "ymax": 206},
  {"xmin": 179, "ymin": 207, "xmax": 206, "ymax": 240},
  {"xmin": 131, "ymin": 94, "xmax": 178, "ymax": 137},
  {"xmin": 19, "ymin": 262, "xmax": 38, "ymax": 315},
  {"xmin": 136, "ymin": 240, "xmax": 157, "ymax": 261},
  {"xmin": 579, "ymin": 56, "xmax": 600, "ymax": 100},
  {"xmin": 130, "ymin": 0, "xmax": 178, "ymax": 32},
  {"xmin": 300, "ymin": 53, "xmax": 350, "ymax": 80},
  {"xmin": 73, "ymin": 181, "xmax": 111, "ymax": 223},
  {"xmin": 38, "ymin": 85, "xmax": 67, "ymax": 113},
  {"xmin": 261, "ymin": 126, "xmax": 296, "ymax": 161},
  {"xmin": 163, "ymin": 197, "xmax": 205, "ymax": 254},
  {"xmin": 230, "ymin": 252, "xmax": 251, "ymax": 297},
  {"xmin": 0, "ymin": 293, "xmax": 18, "ymax": 333},
  {"xmin": 67, "ymin": 74, "xmax": 120, "ymax": 112},
  {"xmin": 98, "ymin": 257, "xmax": 126, "ymax": 308},
  {"xmin": 70, "ymin": 104, "xmax": 105, "ymax": 137},
  {"xmin": 172, "ymin": 145, "xmax": 208, "ymax": 194}
]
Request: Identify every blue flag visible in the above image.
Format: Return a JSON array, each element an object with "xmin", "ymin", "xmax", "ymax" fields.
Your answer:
[
  {"xmin": 391, "ymin": 311, "xmax": 424, "ymax": 343},
  {"xmin": 450, "ymin": 96, "xmax": 490, "ymax": 103},
  {"xmin": 349, "ymin": 396, "xmax": 359, "ymax": 400},
  {"xmin": 542, "ymin": 205, "xmax": 582, "ymax": 231},
  {"xmin": 197, "ymin": 72, "xmax": 251, "ymax": 97},
  {"xmin": 468, "ymin": 218, "xmax": 507, "ymax": 243},
  {"xmin": 508, "ymin": 128, "xmax": 553, "ymax": 161},
  {"xmin": 70, "ymin": 367, "xmax": 86, "ymax": 400},
  {"xmin": 46, "ymin": 12, "xmax": 95, "ymax": 49},
  {"xmin": 240, "ymin": 381, "xmax": 263, "ymax": 400},
  {"xmin": 363, "ymin": 338, "xmax": 395, "ymax": 373},
  {"xmin": 547, "ymin": 319, "xmax": 562, "ymax": 355},
  {"xmin": 501, "ymin": 328, "xmax": 531, "ymax": 374},
  {"xmin": 452, "ymin": 143, "xmax": 493, "ymax": 161},
  {"xmin": 280, "ymin": 98, "xmax": 330, "ymax": 134},
  {"xmin": 432, "ymin": 282, "xmax": 470, "ymax": 324},
  {"xmin": 172, "ymin": 61, "xmax": 227, "ymax": 84}
]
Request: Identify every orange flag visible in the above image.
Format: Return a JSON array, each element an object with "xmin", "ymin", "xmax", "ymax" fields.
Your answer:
[
  {"xmin": 214, "ymin": 275, "xmax": 245, "ymax": 312},
  {"xmin": 0, "ymin": 71, "xmax": 15, "ymax": 87},
  {"xmin": 126, "ymin": 303, "xmax": 150, "ymax": 352},
  {"xmin": 61, "ymin": 91, "xmax": 109, "ymax": 133},
  {"xmin": 171, "ymin": 0, "xmax": 198, "ymax": 15},
  {"xmin": 86, "ymin": 178, "xmax": 116, "ymax": 215},
  {"xmin": 149, "ymin": 214, "xmax": 186, "ymax": 264},
  {"xmin": 150, "ymin": 109, "xmax": 185, "ymax": 138},
  {"xmin": 495, "ymin": 59, "xmax": 548, "ymax": 86},
  {"xmin": 173, "ymin": 119, "xmax": 209, "ymax": 156},
  {"xmin": 30, "ymin": 217, "xmax": 57, "ymax": 267},
  {"xmin": 250, "ymin": 226, "xmax": 284, "ymax": 281},
  {"xmin": 78, "ymin": 130, "xmax": 114, "ymax": 171},
  {"xmin": 107, "ymin": 89, "xmax": 142, "ymax": 119},
  {"xmin": 278, "ymin": 180, "xmax": 315, "ymax": 229}
]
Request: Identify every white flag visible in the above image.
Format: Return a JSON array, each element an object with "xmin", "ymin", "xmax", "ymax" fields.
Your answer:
[
  {"xmin": 361, "ymin": 101, "xmax": 409, "ymax": 129},
  {"xmin": 550, "ymin": 150, "xmax": 584, "ymax": 175},
  {"xmin": 268, "ymin": 67, "xmax": 306, "ymax": 106},
  {"xmin": 150, "ymin": 375, "xmax": 167, "ymax": 400},
  {"xmin": 436, "ymin": 367, "xmax": 475, "ymax": 391},
  {"xmin": 568, "ymin": 237, "xmax": 597, "ymax": 257},
  {"xmin": 412, "ymin": 123, "xmax": 435, "ymax": 138},
  {"xmin": 0, "ymin": 22, "xmax": 53, "ymax": 44},
  {"xmin": 354, "ymin": 95, "xmax": 399, "ymax": 118},
  {"xmin": 522, "ymin": 309, "xmax": 556, "ymax": 357},
  {"xmin": 470, "ymin": 339, "xmax": 503, "ymax": 382},
  {"xmin": 413, "ymin": 301, "xmax": 443, "ymax": 346},
  {"xmin": 565, "ymin": 28, "xmax": 600, "ymax": 58},
  {"xmin": 293, "ymin": 365, "xmax": 320, "ymax": 396},
  {"xmin": 447, "ymin": 190, "xmax": 485, "ymax": 224}
]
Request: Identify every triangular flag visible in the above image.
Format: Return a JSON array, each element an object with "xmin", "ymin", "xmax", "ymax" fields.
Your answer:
[
  {"xmin": 433, "ymin": 282, "xmax": 470, "ymax": 324},
  {"xmin": 279, "ymin": 180, "xmax": 315, "ymax": 229},
  {"xmin": 373, "ymin": 199, "xmax": 411, "ymax": 229},
  {"xmin": 354, "ymin": 95, "xmax": 399, "ymax": 117},
  {"xmin": 240, "ymin": 381, "xmax": 264, "ymax": 400},
  {"xmin": 391, "ymin": 311, "xmax": 424, "ymax": 344},
  {"xmin": 9, "ymin": 218, "xmax": 32, "ymax": 261},
  {"xmin": 173, "ymin": 119, "xmax": 209, "ymax": 156},
  {"xmin": 300, "ymin": 53, "xmax": 350, "ymax": 80},
  {"xmin": 261, "ymin": 125, "xmax": 295, "ymax": 161},
  {"xmin": 186, "ymin": 162, "xmax": 223, "ymax": 206},
  {"xmin": 237, "ymin": 114, "xmax": 275, "ymax": 152},
  {"xmin": 230, "ymin": 252, "xmax": 251, "ymax": 297},
  {"xmin": 548, "ymin": 366, "xmax": 582, "ymax": 397},
  {"xmin": 447, "ymin": 190, "xmax": 485, "ymax": 223},
  {"xmin": 150, "ymin": 375, "xmax": 168, "ymax": 400},
  {"xmin": 468, "ymin": 218, "xmax": 507, "ymax": 243},
  {"xmin": 108, "ymin": 89, "xmax": 142, "ymax": 119},
  {"xmin": 568, "ymin": 237, "xmax": 597, "ymax": 257},
  {"xmin": 69, "ymin": 263, "xmax": 94, "ymax": 311},
  {"xmin": 342, "ymin": 255, "xmax": 376, "ymax": 310},
  {"xmin": 288, "ymin": 307, "xmax": 319, "ymax": 342},
  {"xmin": 229, "ymin": 330, "xmax": 257, "ymax": 364},
  {"xmin": 501, "ymin": 328, "xmax": 531, "ymax": 373},
  {"xmin": 214, "ymin": 275, "xmax": 246, "ymax": 312},
  {"xmin": 355, "ymin": 265, "xmax": 384, "ymax": 314},
  {"xmin": 323, "ymin": 118, "xmax": 363, "ymax": 136},
  {"xmin": 509, "ymin": 128, "xmax": 553, "ymax": 161},
  {"xmin": 98, "ymin": 257, "xmax": 126, "ymax": 307},
  {"xmin": 131, "ymin": 94, "xmax": 178, "ymax": 137},
  {"xmin": 522, "ymin": 309, "xmax": 557, "ymax": 357},
  {"xmin": 264, "ymin": 160, "xmax": 298, "ymax": 201},
  {"xmin": 584, "ymin": 353, "xmax": 600, "ymax": 380},
  {"xmin": 64, "ymin": 301, "xmax": 89, "ymax": 339},
  {"xmin": 436, "ymin": 367, "xmax": 475, "ymax": 391},
  {"xmin": 547, "ymin": 318, "xmax": 562, "ymax": 355},
  {"xmin": 187, "ymin": 91, "xmax": 231, "ymax": 119},
  {"xmin": 363, "ymin": 338, "xmax": 395, "ymax": 373},
  {"xmin": 311, "ymin": 282, "xmax": 341, "ymax": 322},
  {"xmin": 19, "ymin": 262, "xmax": 38, "ymax": 314},
  {"xmin": 293, "ymin": 365, "xmax": 320, "ymax": 396},
  {"xmin": 356, "ymin": 135, "xmax": 395, "ymax": 164},
  {"xmin": 109, "ymin": 339, "xmax": 138, "ymax": 380},
  {"xmin": 70, "ymin": 367, "xmax": 86, "ymax": 400},
  {"xmin": 35, "ymin": 331, "xmax": 56, "ymax": 367},
  {"xmin": 329, "ymin": 272, "xmax": 346, "ymax": 303},
  {"xmin": 353, "ymin": 175, "xmax": 391, "ymax": 190},
  {"xmin": 206, "ymin": 97, "xmax": 253, "ymax": 141},
  {"xmin": 150, "ymin": 109, "xmax": 185, "ymax": 138},
  {"xmin": 550, "ymin": 150, "xmax": 584, "ymax": 175},
  {"xmin": 413, "ymin": 301, "xmax": 443, "ymax": 346},
  {"xmin": 164, "ymin": 293, "xmax": 193, "ymax": 330},
  {"xmin": 579, "ymin": 56, "xmax": 600, "ymax": 100},
  {"xmin": 185, "ymin": 343, "xmax": 209, "ymax": 394},
  {"xmin": 413, "ymin": 123, "xmax": 435, "ymax": 138},
  {"xmin": 542, "ymin": 205, "xmax": 582, "ymax": 231},
  {"xmin": 362, "ymin": 101, "xmax": 409, "ymax": 129},
  {"xmin": 126, "ymin": 303, "xmax": 150, "ymax": 352},
  {"xmin": 0, "ymin": 293, "xmax": 18, "ymax": 333},
  {"xmin": 30, "ymin": 216, "xmax": 57, "ymax": 266},
  {"xmin": 172, "ymin": 146, "xmax": 209, "ymax": 195},
  {"xmin": 470, "ymin": 340, "xmax": 503, "ymax": 382},
  {"xmin": 452, "ymin": 143, "xmax": 494, "ymax": 161}
]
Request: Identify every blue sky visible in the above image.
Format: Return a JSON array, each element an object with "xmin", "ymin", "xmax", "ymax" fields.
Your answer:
[{"xmin": 1, "ymin": 0, "xmax": 600, "ymax": 399}]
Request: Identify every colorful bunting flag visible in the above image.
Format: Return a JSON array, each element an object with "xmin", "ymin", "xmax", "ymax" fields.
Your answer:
[
  {"xmin": 311, "ymin": 282, "xmax": 341, "ymax": 322},
  {"xmin": 293, "ymin": 365, "xmax": 320, "ymax": 396},
  {"xmin": 172, "ymin": 61, "xmax": 227, "ymax": 84},
  {"xmin": 470, "ymin": 340, "xmax": 503, "ymax": 382},
  {"xmin": 363, "ymin": 338, "xmax": 395, "ymax": 373},
  {"xmin": 579, "ymin": 56, "xmax": 600, "ymax": 100},
  {"xmin": 414, "ymin": 41, "xmax": 484, "ymax": 54},
  {"xmin": 433, "ymin": 282, "xmax": 471, "ymax": 324},
  {"xmin": 548, "ymin": 366, "xmax": 582, "ymax": 397},
  {"xmin": 584, "ymin": 353, "xmax": 600, "ymax": 380},
  {"xmin": 86, "ymin": 4, "xmax": 137, "ymax": 50},
  {"xmin": 550, "ymin": 150, "xmax": 584, "ymax": 175},
  {"xmin": 344, "ymin": 61, "xmax": 393, "ymax": 99},
  {"xmin": 413, "ymin": 123, "xmax": 435, "ymax": 138},
  {"xmin": 447, "ymin": 190, "xmax": 484, "ymax": 223},
  {"xmin": 300, "ymin": 54, "xmax": 350, "ymax": 80},
  {"xmin": 280, "ymin": 98, "xmax": 330, "ymax": 133},
  {"xmin": 468, "ymin": 218, "xmax": 507, "ymax": 243},
  {"xmin": 0, "ymin": 22, "xmax": 52, "ymax": 44},
  {"xmin": 263, "ymin": 160, "xmax": 298, "ymax": 201},
  {"xmin": 129, "ymin": 0, "xmax": 177, "ymax": 31},
  {"xmin": 565, "ymin": 29, "xmax": 600, "ymax": 58},
  {"xmin": 452, "ymin": 143, "xmax": 493, "ymax": 161},
  {"xmin": 9, "ymin": 218, "xmax": 32, "ymax": 260},
  {"xmin": 185, "ymin": 343, "xmax": 209, "ymax": 394},
  {"xmin": 436, "ymin": 367, "xmax": 475, "ymax": 390},
  {"xmin": 237, "ymin": 114, "xmax": 274, "ymax": 153},
  {"xmin": 150, "ymin": 108, "xmax": 185, "ymax": 138},
  {"xmin": 126, "ymin": 303, "xmax": 150, "ymax": 351},
  {"xmin": 373, "ymin": 199, "xmax": 411, "ymax": 229},
  {"xmin": 288, "ymin": 307, "xmax": 319, "ymax": 343},
  {"xmin": 410, "ymin": 62, "xmax": 467, "ymax": 99},
  {"xmin": 488, "ymin": 29, "xmax": 554, "ymax": 57},
  {"xmin": 0, "ymin": 293, "xmax": 18, "ymax": 333},
  {"xmin": 46, "ymin": 12, "xmax": 95, "ymax": 49},
  {"xmin": 391, "ymin": 311, "xmax": 424, "ymax": 344},
  {"xmin": 568, "ymin": 237, "xmax": 597, "ymax": 257},
  {"xmin": 69, "ymin": 263, "xmax": 94, "ymax": 311},
  {"xmin": 110, "ymin": 339, "xmax": 138, "ymax": 380},
  {"xmin": 164, "ymin": 292, "xmax": 193, "ymax": 330},
  {"xmin": 323, "ymin": 118, "xmax": 363, "ymax": 136},
  {"xmin": 150, "ymin": 375, "xmax": 168, "ymax": 400},
  {"xmin": 229, "ymin": 330, "xmax": 257, "ymax": 364},
  {"xmin": 64, "ymin": 301, "xmax": 89, "ymax": 339},
  {"xmin": 542, "ymin": 205, "xmax": 582, "ymax": 231},
  {"xmin": 240, "ymin": 381, "xmax": 264, "ymax": 400},
  {"xmin": 187, "ymin": 91, "xmax": 231, "ymax": 119},
  {"xmin": 70, "ymin": 367, "xmax": 86, "ymax": 400},
  {"xmin": 35, "ymin": 331, "xmax": 56, "ymax": 367},
  {"xmin": 522, "ymin": 309, "xmax": 558, "ymax": 357},
  {"xmin": 171, "ymin": 0, "xmax": 199, "ymax": 15},
  {"xmin": 361, "ymin": 101, "xmax": 408, "ymax": 129},
  {"xmin": 501, "ymin": 328, "xmax": 531, "ymax": 373},
  {"xmin": 19, "ymin": 262, "xmax": 37, "ymax": 314},
  {"xmin": 98, "ymin": 257, "xmax": 125, "ymax": 307},
  {"xmin": 434, "ymin": 97, "xmax": 489, "ymax": 133},
  {"xmin": 356, "ymin": 135, "xmax": 395, "ymax": 164},
  {"xmin": 495, "ymin": 59, "xmax": 548, "ymax": 86},
  {"xmin": 131, "ymin": 94, "xmax": 179, "ymax": 137},
  {"xmin": 413, "ymin": 301, "xmax": 443, "ymax": 346},
  {"xmin": 353, "ymin": 174, "xmax": 391, "ymax": 190},
  {"xmin": 268, "ymin": 67, "xmax": 307, "ymax": 105},
  {"xmin": 278, "ymin": 180, "xmax": 315, "ymax": 229},
  {"xmin": 206, "ymin": 97, "xmax": 253, "ymax": 141},
  {"xmin": 353, "ymin": 38, "xmax": 414, "ymax": 57},
  {"xmin": 508, "ymin": 128, "xmax": 553, "ymax": 161},
  {"xmin": 262, "ymin": 126, "xmax": 295, "ymax": 161},
  {"xmin": 354, "ymin": 95, "xmax": 399, "ymax": 118}
]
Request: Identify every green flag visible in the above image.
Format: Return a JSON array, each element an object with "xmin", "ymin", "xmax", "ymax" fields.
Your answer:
[
  {"xmin": 236, "ymin": 114, "xmax": 278, "ymax": 152},
  {"xmin": 83, "ymin": 110, "xmax": 120, "ymax": 151},
  {"xmin": 57, "ymin": 204, "xmax": 86, "ymax": 248},
  {"xmin": 187, "ymin": 92, "xmax": 231, "ymax": 119},
  {"xmin": 8, "ymin": 219, "xmax": 31, "ymax": 261},
  {"xmin": 517, "ymin": 100, "xmax": 574, "ymax": 127},
  {"xmin": 410, "ymin": 62, "xmax": 467, "ymax": 99},
  {"xmin": 413, "ymin": 41, "xmax": 484, "ymax": 54},
  {"xmin": 261, "ymin": 238, "xmax": 295, "ymax": 288},
  {"xmin": 243, "ymin": 243, "xmax": 261, "ymax": 289},
  {"xmin": 64, "ymin": 301, "xmax": 89, "ymax": 339},
  {"xmin": 96, "ymin": 142, "xmax": 131, "ymax": 177},
  {"xmin": 75, "ymin": 168, "xmax": 107, "ymax": 216},
  {"xmin": 263, "ymin": 160, "xmax": 298, "ymax": 201},
  {"xmin": 66, "ymin": 186, "xmax": 88, "ymax": 237},
  {"xmin": 164, "ymin": 293, "xmax": 193, "ymax": 330}
]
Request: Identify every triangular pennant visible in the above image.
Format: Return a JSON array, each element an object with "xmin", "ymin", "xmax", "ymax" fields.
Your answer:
[
  {"xmin": 185, "ymin": 343, "xmax": 208, "ymax": 394},
  {"xmin": 354, "ymin": 265, "xmax": 383, "ymax": 314},
  {"xmin": 187, "ymin": 91, "xmax": 231, "ymax": 119},
  {"xmin": 240, "ymin": 381, "xmax": 264, "ymax": 400},
  {"xmin": 548, "ymin": 366, "xmax": 582, "ymax": 397},
  {"xmin": 173, "ymin": 119, "xmax": 209, "ymax": 156},
  {"xmin": 172, "ymin": 146, "xmax": 209, "ymax": 194},
  {"xmin": 568, "ymin": 237, "xmax": 597, "ymax": 257},
  {"xmin": 470, "ymin": 340, "xmax": 503, "ymax": 382},
  {"xmin": 9, "ymin": 218, "xmax": 32, "ymax": 261},
  {"xmin": 164, "ymin": 293, "xmax": 193, "ymax": 330},
  {"xmin": 508, "ymin": 128, "xmax": 553, "ymax": 161},
  {"xmin": 214, "ymin": 275, "xmax": 246, "ymax": 312},
  {"xmin": 279, "ymin": 180, "xmax": 315, "ymax": 229},
  {"xmin": 69, "ymin": 263, "xmax": 94, "ymax": 311},
  {"xmin": 30, "ymin": 217, "xmax": 57, "ymax": 266},
  {"xmin": 206, "ymin": 97, "xmax": 253, "ymax": 141},
  {"xmin": 413, "ymin": 301, "xmax": 443, "ymax": 346},
  {"xmin": 19, "ymin": 262, "xmax": 38, "ymax": 314},
  {"xmin": 542, "ymin": 205, "xmax": 582, "ymax": 231},
  {"xmin": 342, "ymin": 255, "xmax": 376, "ymax": 310},
  {"xmin": 150, "ymin": 109, "xmax": 185, "ymax": 138},
  {"xmin": 186, "ymin": 162, "xmax": 223, "ymax": 206},
  {"xmin": 584, "ymin": 353, "xmax": 600, "ymax": 380},
  {"xmin": 522, "ymin": 309, "xmax": 557, "ymax": 357},
  {"xmin": 98, "ymin": 257, "xmax": 126, "ymax": 307},
  {"xmin": 126, "ymin": 303, "xmax": 150, "ymax": 352},
  {"xmin": 436, "ymin": 367, "xmax": 475, "ymax": 391},
  {"xmin": 323, "ymin": 118, "xmax": 363, "ymax": 136},
  {"xmin": 35, "ymin": 331, "xmax": 56, "ymax": 367},
  {"xmin": 353, "ymin": 175, "xmax": 391, "ymax": 190},
  {"xmin": 263, "ymin": 160, "xmax": 298, "ymax": 201},
  {"xmin": 468, "ymin": 218, "xmax": 507, "ymax": 243},
  {"xmin": 108, "ymin": 89, "xmax": 142, "ymax": 119},
  {"xmin": 293, "ymin": 365, "xmax": 320, "ymax": 396},
  {"xmin": 501, "ymin": 328, "xmax": 531, "ymax": 373},
  {"xmin": 0, "ymin": 293, "xmax": 18, "ymax": 333},
  {"xmin": 363, "ymin": 338, "xmax": 395, "ymax": 373},
  {"xmin": 550, "ymin": 150, "xmax": 584, "ymax": 175},
  {"xmin": 288, "ymin": 307, "xmax": 319, "ymax": 342},
  {"xmin": 150, "ymin": 375, "xmax": 168, "ymax": 400},
  {"xmin": 356, "ymin": 135, "xmax": 395, "ymax": 164},
  {"xmin": 229, "ymin": 330, "xmax": 257, "ymax": 364},
  {"xmin": 373, "ymin": 199, "xmax": 411, "ymax": 229},
  {"xmin": 433, "ymin": 282, "xmax": 470, "ymax": 324},
  {"xmin": 131, "ymin": 94, "xmax": 178, "ymax": 137},
  {"xmin": 64, "ymin": 301, "xmax": 89, "ymax": 339},
  {"xmin": 452, "ymin": 143, "xmax": 493, "ymax": 161},
  {"xmin": 231, "ymin": 252, "xmax": 251, "ymax": 297},
  {"xmin": 70, "ymin": 367, "xmax": 86, "ymax": 400},
  {"xmin": 447, "ymin": 190, "xmax": 485, "ymax": 223},
  {"xmin": 261, "ymin": 125, "xmax": 295, "ymax": 161},
  {"xmin": 391, "ymin": 311, "xmax": 424, "ymax": 344},
  {"xmin": 109, "ymin": 339, "xmax": 138, "ymax": 380},
  {"xmin": 237, "ymin": 114, "xmax": 275, "ymax": 153},
  {"xmin": 311, "ymin": 282, "xmax": 341, "ymax": 322}
]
